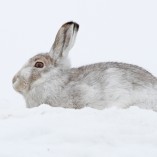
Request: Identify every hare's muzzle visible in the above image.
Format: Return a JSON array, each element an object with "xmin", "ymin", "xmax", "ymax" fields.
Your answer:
[
  {"xmin": 12, "ymin": 74, "xmax": 28, "ymax": 94},
  {"xmin": 12, "ymin": 74, "xmax": 20, "ymax": 92},
  {"xmin": 12, "ymin": 75, "xmax": 17, "ymax": 84}
]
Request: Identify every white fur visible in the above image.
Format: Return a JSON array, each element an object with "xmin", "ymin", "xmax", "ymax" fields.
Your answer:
[{"xmin": 12, "ymin": 22, "xmax": 157, "ymax": 111}]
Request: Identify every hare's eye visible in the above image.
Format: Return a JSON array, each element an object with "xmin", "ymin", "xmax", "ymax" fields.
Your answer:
[{"xmin": 34, "ymin": 62, "xmax": 44, "ymax": 68}]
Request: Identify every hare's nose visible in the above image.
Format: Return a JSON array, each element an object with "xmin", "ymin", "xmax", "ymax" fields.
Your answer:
[{"xmin": 12, "ymin": 75, "xmax": 18, "ymax": 84}]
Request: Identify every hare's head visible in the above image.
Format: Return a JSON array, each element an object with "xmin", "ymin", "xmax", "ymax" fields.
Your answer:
[{"xmin": 12, "ymin": 22, "xmax": 79, "ymax": 94}]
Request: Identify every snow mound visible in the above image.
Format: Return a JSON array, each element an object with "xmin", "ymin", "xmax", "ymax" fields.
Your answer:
[{"xmin": 0, "ymin": 105, "xmax": 157, "ymax": 157}]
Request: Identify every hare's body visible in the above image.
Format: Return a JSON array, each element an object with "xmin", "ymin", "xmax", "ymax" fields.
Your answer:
[
  {"xmin": 25, "ymin": 62, "xmax": 157, "ymax": 111},
  {"xmin": 13, "ymin": 22, "xmax": 157, "ymax": 111}
]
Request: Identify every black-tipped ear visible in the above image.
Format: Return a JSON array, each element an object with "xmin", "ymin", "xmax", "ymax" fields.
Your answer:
[{"xmin": 49, "ymin": 21, "xmax": 79, "ymax": 62}]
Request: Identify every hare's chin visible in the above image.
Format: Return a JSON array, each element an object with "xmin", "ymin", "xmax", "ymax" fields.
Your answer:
[{"xmin": 13, "ymin": 80, "xmax": 29, "ymax": 94}]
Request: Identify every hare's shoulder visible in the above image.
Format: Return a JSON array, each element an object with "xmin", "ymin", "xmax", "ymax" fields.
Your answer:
[{"xmin": 69, "ymin": 62, "xmax": 156, "ymax": 82}]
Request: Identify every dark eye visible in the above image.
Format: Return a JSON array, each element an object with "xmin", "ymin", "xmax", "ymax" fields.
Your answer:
[{"xmin": 34, "ymin": 62, "xmax": 44, "ymax": 68}]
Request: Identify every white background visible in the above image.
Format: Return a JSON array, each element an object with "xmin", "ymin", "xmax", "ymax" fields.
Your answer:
[{"xmin": 0, "ymin": 0, "xmax": 157, "ymax": 106}]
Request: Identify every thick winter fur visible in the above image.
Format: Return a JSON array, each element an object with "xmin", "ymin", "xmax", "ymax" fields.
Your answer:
[{"xmin": 13, "ymin": 21, "xmax": 157, "ymax": 111}]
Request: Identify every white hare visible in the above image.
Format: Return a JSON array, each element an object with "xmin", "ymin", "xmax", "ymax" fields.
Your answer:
[{"xmin": 12, "ymin": 21, "xmax": 157, "ymax": 111}]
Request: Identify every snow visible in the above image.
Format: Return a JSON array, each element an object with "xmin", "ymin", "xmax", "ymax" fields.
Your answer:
[
  {"xmin": 1, "ymin": 0, "xmax": 157, "ymax": 156},
  {"xmin": 0, "ymin": 104, "xmax": 157, "ymax": 157}
]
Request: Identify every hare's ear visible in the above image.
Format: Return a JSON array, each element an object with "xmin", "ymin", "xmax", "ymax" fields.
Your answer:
[{"xmin": 49, "ymin": 21, "xmax": 79, "ymax": 62}]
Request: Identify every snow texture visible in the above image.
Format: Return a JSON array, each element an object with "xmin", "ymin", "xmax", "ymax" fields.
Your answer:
[{"xmin": 0, "ymin": 104, "xmax": 157, "ymax": 157}]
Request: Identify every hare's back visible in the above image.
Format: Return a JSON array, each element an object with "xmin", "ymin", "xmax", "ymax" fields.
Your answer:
[{"xmin": 69, "ymin": 62, "xmax": 157, "ymax": 86}]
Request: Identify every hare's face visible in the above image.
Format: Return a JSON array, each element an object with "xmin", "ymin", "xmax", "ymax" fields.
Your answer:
[
  {"xmin": 12, "ymin": 53, "xmax": 54, "ymax": 94},
  {"xmin": 12, "ymin": 21, "xmax": 79, "ymax": 95}
]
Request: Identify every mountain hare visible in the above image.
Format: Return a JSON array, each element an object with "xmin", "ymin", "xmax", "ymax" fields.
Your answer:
[{"xmin": 12, "ymin": 21, "xmax": 157, "ymax": 111}]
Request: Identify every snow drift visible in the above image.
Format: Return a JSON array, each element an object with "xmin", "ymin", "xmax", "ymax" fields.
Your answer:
[{"xmin": 0, "ymin": 104, "xmax": 157, "ymax": 157}]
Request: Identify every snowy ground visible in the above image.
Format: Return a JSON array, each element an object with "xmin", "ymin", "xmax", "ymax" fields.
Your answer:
[{"xmin": 0, "ymin": 104, "xmax": 157, "ymax": 157}]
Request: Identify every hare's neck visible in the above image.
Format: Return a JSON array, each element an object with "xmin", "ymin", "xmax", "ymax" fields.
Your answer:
[{"xmin": 24, "ymin": 68, "xmax": 71, "ymax": 108}]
